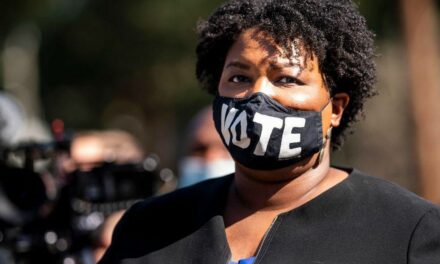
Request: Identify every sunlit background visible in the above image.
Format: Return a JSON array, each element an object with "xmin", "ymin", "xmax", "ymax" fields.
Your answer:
[{"xmin": 1, "ymin": 0, "xmax": 440, "ymax": 201}]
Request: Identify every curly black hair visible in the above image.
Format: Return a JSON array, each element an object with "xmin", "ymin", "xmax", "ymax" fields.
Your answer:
[{"xmin": 196, "ymin": 0, "xmax": 377, "ymax": 149}]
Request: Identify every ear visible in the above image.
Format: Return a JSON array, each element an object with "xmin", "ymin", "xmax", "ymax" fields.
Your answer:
[{"xmin": 331, "ymin": 93, "xmax": 350, "ymax": 127}]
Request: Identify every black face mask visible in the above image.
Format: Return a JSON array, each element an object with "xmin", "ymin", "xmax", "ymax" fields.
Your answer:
[{"xmin": 213, "ymin": 92, "xmax": 329, "ymax": 171}]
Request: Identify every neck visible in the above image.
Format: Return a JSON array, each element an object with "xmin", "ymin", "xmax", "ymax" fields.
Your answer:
[{"xmin": 232, "ymin": 147, "xmax": 346, "ymax": 212}]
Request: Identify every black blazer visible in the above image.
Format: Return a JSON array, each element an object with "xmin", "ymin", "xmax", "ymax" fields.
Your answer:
[{"xmin": 99, "ymin": 169, "xmax": 440, "ymax": 264}]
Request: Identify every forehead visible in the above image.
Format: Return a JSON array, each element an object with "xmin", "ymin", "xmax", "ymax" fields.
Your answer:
[
  {"xmin": 191, "ymin": 114, "xmax": 219, "ymax": 144},
  {"xmin": 226, "ymin": 28, "xmax": 309, "ymax": 67}
]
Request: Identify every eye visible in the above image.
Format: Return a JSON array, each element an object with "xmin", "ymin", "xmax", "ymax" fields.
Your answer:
[
  {"xmin": 228, "ymin": 75, "xmax": 252, "ymax": 83},
  {"xmin": 276, "ymin": 76, "xmax": 302, "ymax": 85}
]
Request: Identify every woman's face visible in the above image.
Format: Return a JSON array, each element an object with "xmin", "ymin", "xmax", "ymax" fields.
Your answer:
[
  {"xmin": 217, "ymin": 28, "xmax": 348, "ymax": 179},
  {"xmin": 219, "ymin": 28, "xmax": 333, "ymax": 135}
]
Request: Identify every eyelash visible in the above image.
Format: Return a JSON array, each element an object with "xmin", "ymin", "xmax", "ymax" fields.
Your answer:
[
  {"xmin": 228, "ymin": 75, "xmax": 303, "ymax": 86},
  {"xmin": 277, "ymin": 77, "xmax": 299, "ymax": 85},
  {"xmin": 229, "ymin": 75, "xmax": 251, "ymax": 83}
]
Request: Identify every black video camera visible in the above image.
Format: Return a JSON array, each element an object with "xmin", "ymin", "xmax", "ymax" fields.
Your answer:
[{"xmin": 0, "ymin": 141, "xmax": 165, "ymax": 264}]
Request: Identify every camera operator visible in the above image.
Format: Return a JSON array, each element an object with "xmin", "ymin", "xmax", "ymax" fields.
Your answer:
[
  {"xmin": 62, "ymin": 130, "xmax": 147, "ymax": 262},
  {"xmin": 1, "ymin": 120, "xmax": 159, "ymax": 263}
]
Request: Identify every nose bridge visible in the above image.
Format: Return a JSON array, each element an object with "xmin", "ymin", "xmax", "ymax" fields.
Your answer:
[{"xmin": 248, "ymin": 77, "xmax": 274, "ymax": 97}]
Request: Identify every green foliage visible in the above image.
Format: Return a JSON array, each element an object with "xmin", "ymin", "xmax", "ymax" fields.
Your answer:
[
  {"xmin": 38, "ymin": 0, "xmax": 222, "ymax": 130},
  {"xmin": 355, "ymin": 0, "xmax": 401, "ymax": 39},
  {"xmin": 2, "ymin": 0, "xmax": 434, "ymax": 158}
]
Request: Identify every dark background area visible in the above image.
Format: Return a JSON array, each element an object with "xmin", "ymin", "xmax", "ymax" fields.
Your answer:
[{"xmin": 1, "ymin": 0, "xmax": 439, "ymax": 195}]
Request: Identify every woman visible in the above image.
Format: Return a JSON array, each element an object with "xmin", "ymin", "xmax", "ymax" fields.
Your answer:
[{"xmin": 99, "ymin": 0, "xmax": 440, "ymax": 263}]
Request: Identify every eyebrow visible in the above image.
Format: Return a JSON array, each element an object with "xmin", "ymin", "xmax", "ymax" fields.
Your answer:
[
  {"xmin": 225, "ymin": 61, "xmax": 251, "ymax": 70},
  {"xmin": 225, "ymin": 60, "xmax": 302, "ymax": 72}
]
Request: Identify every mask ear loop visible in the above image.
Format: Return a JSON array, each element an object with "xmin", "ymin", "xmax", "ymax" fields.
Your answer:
[
  {"xmin": 314, "ymin": 96, "xmax": 333, "ymax": 168},
  {"xmin": 313, "ymin": 74, "xmax": 333, "ymax": 168},
  {"xmin": 317, "ymin": 126, "xmax": 332, "ymax": 165},
  {"xmin": 312, "ymin": 126, "xmax": 332, "ymax": 169}
]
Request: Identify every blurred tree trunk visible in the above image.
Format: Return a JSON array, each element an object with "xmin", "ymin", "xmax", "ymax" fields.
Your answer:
[
  {"xmin": 401, "ymin": 0, "xmax": 440, "ymax": 203},
  {"xmin": 2, "ymin": 24, "xmax": 51, "ymax": 143},
  {"xmin": 3, "ymin": 24, "xmax": 41, "ymax": 118}
]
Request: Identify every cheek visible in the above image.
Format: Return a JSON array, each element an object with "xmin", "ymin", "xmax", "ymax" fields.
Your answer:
[
  {"xmin": 275, "ymin": 92, "xmax": 310, "ymax": 107},
  {"xmin": 218, "ymin": 78, "xmax": 247, "ymax": 98},
  {"xmin": 217, "ymin": 82, "xmax": 228, "ymax": 97},
  {"xmin": 217, "ymin": 74, "xmax": 231, "ymax": 96},
  {"xmin": 273, "ymin": 87, "xmax": 329, "ymax": 111}
]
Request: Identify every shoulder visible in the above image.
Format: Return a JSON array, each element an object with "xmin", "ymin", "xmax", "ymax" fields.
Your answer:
[
  {"xmin": 98, "ymin": 175, "xmax": 233, "ymax": 263},
  {"xmin": 342, "ymin": 169, "xmax": 440, "ymax": 263},
  {"xmin": 347, "ymin": 169, "xmax": 440, "ymax": 220},
  {"xmin": 334, "ymin": 169, "xmax": 440, "ymax": 259},
  {"xmin": 136, "ymin": 173, "xmax": 232, "ymax": 210},
  {"xmin": 123, "ymin": 173, "xmax": 233, "ymax": 226},
  {"xmin": 407, "ymin": 203, "xmax": 440, "ymax": 263}
]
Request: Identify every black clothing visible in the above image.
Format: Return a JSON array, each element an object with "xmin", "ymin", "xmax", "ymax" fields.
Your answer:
[{"xmin": 99, "ymin": 169, "xmax": 440, "ymax": 264}]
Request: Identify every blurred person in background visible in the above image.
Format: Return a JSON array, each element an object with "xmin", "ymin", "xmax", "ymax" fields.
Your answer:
[
  {"xmin": 99, "ymin": 0, "xmax": 439, "ymax": 263},
  {"xmin": 67, "ymin": 130, "xmax": 145, "ymax": 173},
  {"xmin": 1, "ymin": 93, "xmax": 159, "ymax": 263},
  {"xmin": 178, "ymin": 105, "xmax": 234, "ymax": 188},
  {"xmin": 65, "ymin": 130, "xmax": 147, "ymax": 263},
  {"xmin": 92, "ymin": 210, "xmax": 125, "ymax": 263}
]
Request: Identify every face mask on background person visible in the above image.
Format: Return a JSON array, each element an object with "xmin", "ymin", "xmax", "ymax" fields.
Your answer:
[{"xmin": 178, "ymin": 156, "xmax": 235, "ymax": 188}]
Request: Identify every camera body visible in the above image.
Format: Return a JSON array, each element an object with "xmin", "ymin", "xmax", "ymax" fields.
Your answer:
[{"xmin": 0, "ymin": 142, "xmax": 162, "ymax": 264}]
